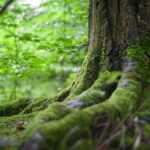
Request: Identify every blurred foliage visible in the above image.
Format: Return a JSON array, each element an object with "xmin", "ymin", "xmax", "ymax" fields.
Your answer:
[{"xmin": 0, "ymin": 0, "xmax": 88, "ymax": 101}]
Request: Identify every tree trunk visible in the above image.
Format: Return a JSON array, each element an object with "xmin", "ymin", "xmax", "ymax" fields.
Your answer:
[
  {"xmin": 88, "ymin": 0, "xmax": 150, "ymax": 70},
  {"xmin": 0, "ymin": 0, "xmax": 150, "ymax": 150},
  {"xmin": 66, "ymin": 0, "xmax": 150, "ymax": 99}
]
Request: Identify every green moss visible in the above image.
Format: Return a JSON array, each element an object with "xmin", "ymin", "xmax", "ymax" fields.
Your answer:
[
  {"xmin": 33, "ymin": 102, "xmax": 72, "ymax": 121},
  {"xmin": 21, "ymin": 87, "xmax": 71, "ymax": 114},
  {"xmin": 22, "ymin": 103, "xmax": 72, "ymax": 140},
  {"xmin": 67, "ymin": 47, "xmax": 101, "ymax": 99},
  {"xmin": 92, "ymin": 71, "xmax": 121, "ymax": 88},
  {"xmin": 0, "ymin": 113, "xmax": 35, "ymax": 139},
  {"xmin": 127, "ymin": 36, "xmax": 150, "ymax": 81},
  {"xmin": 77, "ymin": 71, "xmax": 120, "ymax": 103},
  {"xmin": 22, "ymin": 109, "xmax": 94, "ymax": 149},
  {"xmin": 108, "ymin": 79, "xmax": 141, "ymax": 115},
  {"xmin": 21, "ymin": 72, "xmax": 140, "ymax": 148},
  {"xmin": 41, "ymin": 111, "xmax": 92, "ymax": 148},
  {"xmin": 0, "ymin": 98, "xmax": 31, "ymax": 116},
  {"xmin": 65, "ymin": 71, "xmax": 121, "ymax": 106},
  {"xmin": 84, "ymin": 73, "xmax": 142, "ymax": 118}
]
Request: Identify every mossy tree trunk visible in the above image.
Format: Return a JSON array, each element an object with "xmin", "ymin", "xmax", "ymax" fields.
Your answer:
[
  {"xmin": 0, "ymin": 0, "xmax": 150, "ymax": 150},
  {"xmin": 67, "ymin": 0, "xmax": 150, "ymax": 98}
]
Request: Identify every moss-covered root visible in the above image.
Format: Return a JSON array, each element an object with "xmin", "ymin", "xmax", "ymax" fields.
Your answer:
[
  {"xmin": 19, "ymin": 72, "xmax": 120, "ymax": 115},
  {"xmin": 21, "ymin": 87, "xmax": 71, "ymax": 114},
  {"xmin": 65, "ymin": 71, "xmax": 121, "ymax": 108},
  {"xmin": 21, "ymin": 68, "xmax": 141, "ymax": 150},
  {"xmin": 66, "ymin": 47, "xmax": 101, "ymax": 98},
  {"xmin": 0, "ymin": 87, "xmax": 71, "ymax": 117},
  {"xmin": 0, "ymin": 98, "xmax": 31, "ymax": 116},
  {"xmin": 22, "ymin": 110, "xmax": 95, "ymax": 150}
]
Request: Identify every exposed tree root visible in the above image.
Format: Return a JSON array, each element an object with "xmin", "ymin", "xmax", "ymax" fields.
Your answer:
[
  {"xmin": 0, "ymin": 71, "xmax": 119, "ymax": 117},
  {"xmin": 0, "ymin": 98, "xmax": 31, "ymax": 116},
  {"xmin": 21, "ymin": 71, "xmax": 120, "ymax": 116},
  {"xmin": 66, "ymin": 71, "xmax": 121, "ymax": 108},
  {"xmin": 0, "ymin": 86, "xmax": 71, "ymax": 116},
  {"xmin": 21, "ymin": 86, "xmax": 71, "ymax": 114},
  {"xmin": 19, "ymin": 59, "xmax": 144, "ymax": 150}
]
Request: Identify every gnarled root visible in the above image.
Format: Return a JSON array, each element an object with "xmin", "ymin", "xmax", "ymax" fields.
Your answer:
[
  {"xmin": 0, "ymin": 87, "xmax": 71, "ymax": 116},
  {"xmin": 0, "ymin": 98, "xmax": 31, "ymax": 116},
  {"xmin": 21, "ymin": 59, "xmax": 143, "ymax": 150}
]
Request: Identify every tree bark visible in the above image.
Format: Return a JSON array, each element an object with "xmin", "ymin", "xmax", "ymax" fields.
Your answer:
[{"xmin": 88, "ymin": 0, "xmax": 150, "ymax": 71}]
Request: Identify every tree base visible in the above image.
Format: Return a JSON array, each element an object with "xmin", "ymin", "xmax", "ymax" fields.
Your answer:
[{"xmin": 0, "ymin": 41, "xmax": 150, "ymax": 150}]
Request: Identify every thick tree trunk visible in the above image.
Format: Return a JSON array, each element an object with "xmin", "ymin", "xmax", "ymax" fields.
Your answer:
[
  {"xmin": 67, "ymin": 0, "xmax": 150, "ymax": 100},
  {"xmin": 89, "ymin": 0, "xmax": 150, "ymax": 70},
  {"xmin": 0, "ymin": 0, "xmax": 150, "ymax": 150}
]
